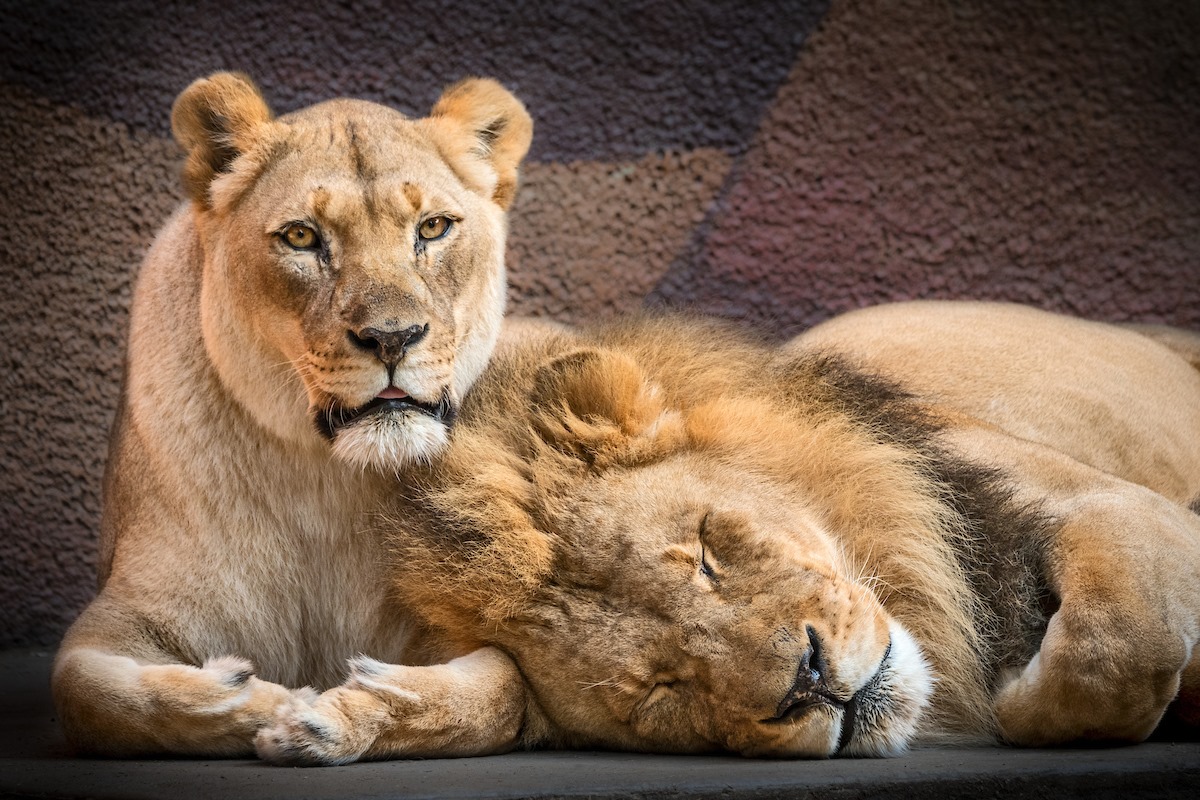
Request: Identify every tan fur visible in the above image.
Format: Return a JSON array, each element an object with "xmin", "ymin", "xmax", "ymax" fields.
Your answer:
[
  {"xmin": 799, "ymin": 302, "xmax": 1200, "ymax": 745},
  {"xmin": 258, "ymin": 302, "xmax": 1200, "ymax": 764},
  {"xmin": 52, "ymin": 72, "xmax": 532, "ymax": 756}
]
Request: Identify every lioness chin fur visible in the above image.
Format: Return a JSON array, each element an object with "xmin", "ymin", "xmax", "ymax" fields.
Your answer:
[
  {"xmin": 52, "ymin": 72, "xmax": 532, "ymax": 756},
  {"xmin": 257, "ymin": 302, "xmax": 1200, "ymax": 764}
]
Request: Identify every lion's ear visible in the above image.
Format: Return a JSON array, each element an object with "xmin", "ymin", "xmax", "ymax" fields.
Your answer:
[
  {"xmin": 531, "ymin": 349, "xmax": 683, "ymax": 468},
  {"xmin": 426, "ymin": 78, "xmax": 533, "ymax": 210},
  {"xmin": 171, "ymin": 72, "xmax": 274, "ymax": 207}
]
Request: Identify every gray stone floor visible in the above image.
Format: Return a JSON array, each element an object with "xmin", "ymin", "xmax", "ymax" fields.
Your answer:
[{"xmin": 3, "ymin": 649, "xmax": 1198, "ymax": 800}]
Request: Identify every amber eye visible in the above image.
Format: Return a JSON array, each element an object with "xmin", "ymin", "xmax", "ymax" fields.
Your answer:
[
  {"xmin": 418, "ymin": 216, "xmax": 451, "ymax": 241},
  {"xmin": 282, "ymin": 223, "xmax": 319, "ymax": 250}
]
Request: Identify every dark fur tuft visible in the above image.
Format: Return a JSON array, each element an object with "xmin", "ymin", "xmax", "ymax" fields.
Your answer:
[{"xmin": 777, "ymin": 353, "xmax": 1058, "ymax": 686}]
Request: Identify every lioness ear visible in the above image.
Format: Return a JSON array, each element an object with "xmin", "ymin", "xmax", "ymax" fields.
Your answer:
[
  {"xmin": 171, "ymin": 72, "xmax": 274, "ymax": 207},
  {"xmin": 531, "ymin": 349, "xmax": 683, "ymax": 468},
  {"xmin": 426, "ymin": 78, "xmax": 533, "ymax": 210}
]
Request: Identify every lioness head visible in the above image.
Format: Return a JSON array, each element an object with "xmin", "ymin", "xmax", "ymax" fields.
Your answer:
[
  {"xmin": 171, "ymin": 72, "xmax": 532, "ymax": 468},
  {"xmin": 393, "ymin": 345, "xmax": 936, "ymax": 757}
]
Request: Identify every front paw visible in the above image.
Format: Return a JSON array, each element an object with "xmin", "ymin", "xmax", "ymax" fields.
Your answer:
[
  {"xmin": 256, "ymin": 660, "xmax": 423, "ymax": 766},
  {"xmin": 255, "ymin": 696, "xmax": 361, "ymax": 767},
  {"xmin": 994, "ymin": 612, "xmax": 1183, "ymax": 745}
]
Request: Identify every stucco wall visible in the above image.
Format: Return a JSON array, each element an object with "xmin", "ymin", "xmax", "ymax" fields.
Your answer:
[{"xmin": 2, "ymin": 0, "xmax": 1198, "ymax": 648}]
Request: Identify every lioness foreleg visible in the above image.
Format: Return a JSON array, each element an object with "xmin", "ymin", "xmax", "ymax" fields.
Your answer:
[
  {"xmin": 53, "ymin": 599, "xmax": 315, "ymax": 756},
  {"xmin": 255, "ymin": 647, "xmax": 526, "ymax": 765},
  {"xmin": 947, "ymin": 428, "xmax": 1200, "ymax": 745}
]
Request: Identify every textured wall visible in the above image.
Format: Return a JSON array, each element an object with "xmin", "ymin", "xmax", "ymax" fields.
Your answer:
[
  {"xmin": 655, "ymin": 0, "xmax": 1200, "ymax": 332},
  {"xmin": 2, "ymin": 0, "xmax": 1198, "ymax": 647}
]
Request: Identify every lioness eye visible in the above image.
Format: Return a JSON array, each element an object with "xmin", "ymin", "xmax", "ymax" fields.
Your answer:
[
  {"xmin": 282, "ymin": 223, "xmax": 319, "ymax": 250},
  {"xmin": 418, "ymin": 216, "xmax": 450, "ymax": 240}
]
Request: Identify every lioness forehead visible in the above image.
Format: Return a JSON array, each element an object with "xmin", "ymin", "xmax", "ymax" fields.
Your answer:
[
  {"xmin": 240, "ymin": 100, "xmax": 467, "ymax": 228},
  {"xmin": 279, "ymin": 96, "xmax": 415, "ymax": 134},
  {"xmin": 273, "ymin": 99, "xmax": 452, "ymax": 183}
]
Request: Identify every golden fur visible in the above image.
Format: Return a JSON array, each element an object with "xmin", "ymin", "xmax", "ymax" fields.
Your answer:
[
  {"xmin": 52, "ymin": 72, "xmax": 532, "ymax": 755},
  {"xmin": 257, "ymin": 302, "xmax": 1200, "ymax": 764}
]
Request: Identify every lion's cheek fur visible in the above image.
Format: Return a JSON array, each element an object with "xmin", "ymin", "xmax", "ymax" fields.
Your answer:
[{"xmin": 448, "ymin": 214, "xmax": 508, "ymax": 398}]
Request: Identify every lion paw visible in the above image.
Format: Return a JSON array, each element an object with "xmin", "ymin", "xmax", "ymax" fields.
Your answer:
[
  {"xmin": 193, "ymin": 656, "xmax": 257, "ymax": 704},
  {"xmin": 256, "ymin": 658, "xmax": 427, "ymax": 766},
  {"xmin": 255, "ymin": 702, "xmax": 359, "ymax": 767}
]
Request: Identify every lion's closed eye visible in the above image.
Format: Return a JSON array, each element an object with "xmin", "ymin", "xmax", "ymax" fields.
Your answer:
[
  {"xmin": 637, "ymin": 680, "xmax": 679, "ymax": 717},
  {"xmin": 698, "ymin": 513, "xmax": 724, "ymax": 585}
]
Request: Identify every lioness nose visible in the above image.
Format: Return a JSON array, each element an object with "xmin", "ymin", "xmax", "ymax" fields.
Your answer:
[{"xmin": 349, "ymin": 323, "xmax": 429, "ymax": 366}]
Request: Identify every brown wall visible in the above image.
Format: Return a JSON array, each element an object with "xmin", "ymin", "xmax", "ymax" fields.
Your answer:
[{"xmin": 2, "ymin": 0, "xmax": 1198, "ymax": 647}]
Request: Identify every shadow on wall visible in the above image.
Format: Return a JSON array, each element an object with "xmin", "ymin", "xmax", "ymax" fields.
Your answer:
[{"xmin": 651, "ymin": 0, "xmax": 1200, "ymax": 336}]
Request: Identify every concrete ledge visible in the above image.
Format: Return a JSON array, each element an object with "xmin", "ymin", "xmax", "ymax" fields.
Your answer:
[{"xmin": 4, "ymin": 649, "xmax": 1198, "ymax": 799}]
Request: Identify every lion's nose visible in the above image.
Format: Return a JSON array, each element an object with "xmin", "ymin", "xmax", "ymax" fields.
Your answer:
[
  {"xmin": 349, "ymin": 323, "xmax": 429, "ymax": 366},
  {"xmin": 764, "ymin": 625, "xmax": 843, "ymax": 723}
]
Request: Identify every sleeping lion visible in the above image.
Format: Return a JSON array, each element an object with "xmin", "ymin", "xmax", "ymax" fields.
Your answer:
[{"xmin": 258, "ymin": 301, "xmax": 1200, "ymax": 763}]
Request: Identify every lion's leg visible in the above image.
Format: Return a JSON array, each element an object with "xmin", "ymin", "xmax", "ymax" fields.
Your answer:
[
  {"xmin": 992, "ymin": 494, "xmax": 1200, "ymax": 744},
  {"xmin": 53, "ymin": 596, "xmax": 313, "ymax": 757},
  {"xmin": 945, "ymin": 427, "xmax": 1200, "ymax": 745},
  {"xmin": 255, "ymin": 647, "xmax": 527, "ymax": 765}
]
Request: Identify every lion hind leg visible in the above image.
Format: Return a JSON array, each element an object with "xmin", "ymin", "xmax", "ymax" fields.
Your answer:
[
  {"xmin": 940, "ymin": 424, "xmax": 1200, "ymax": 745},
  {"xmin": 54, "ymin": 647, "xmax": 311, "ymax": 756},
  {"xmin": 255, "ymin": 647, "xmax": 527, "ymax": 766}
]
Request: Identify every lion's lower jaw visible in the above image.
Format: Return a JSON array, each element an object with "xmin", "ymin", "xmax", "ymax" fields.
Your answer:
[
  {"xmin": 329, "ymin": 413, "xmax": 450, "ymax": 471},
  {"xmin": 839, "ymin": 623, "xmax": 934, "ymax": 758}
]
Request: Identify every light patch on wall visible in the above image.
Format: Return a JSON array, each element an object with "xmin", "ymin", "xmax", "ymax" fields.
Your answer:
[
  {"xmin": 0, "ymin": 82, "xmax": 181, "ymax": 646},
  {"xmin": 506, "ymin": 149, "xmax": 731, "ymax": 322}
]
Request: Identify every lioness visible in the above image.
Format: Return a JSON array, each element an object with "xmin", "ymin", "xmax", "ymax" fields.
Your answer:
[
  {"xmin": 257, "ymin": 302, "xmax": 1200, "ymax": 763},
  {"xmin": 53, "ymin": 72, "xmax": 532, "ymax": 755}
]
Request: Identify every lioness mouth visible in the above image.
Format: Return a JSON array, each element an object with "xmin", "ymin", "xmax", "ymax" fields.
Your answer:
[{"xmin": 314, "ymin": 391, "xmax": 456, "ymax": 440}]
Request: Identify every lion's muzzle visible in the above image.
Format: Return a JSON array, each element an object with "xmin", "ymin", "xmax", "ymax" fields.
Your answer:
[{"xmin": 763, "ymin": 625, "xmax": 846, "ymax": 725}]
